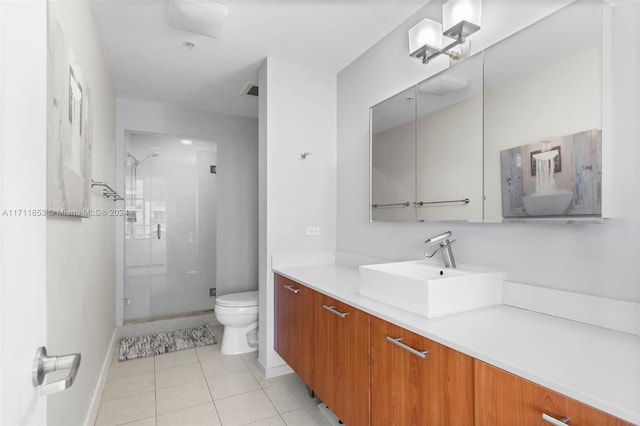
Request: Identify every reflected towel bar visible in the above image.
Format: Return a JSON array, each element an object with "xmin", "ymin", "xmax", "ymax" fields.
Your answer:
[
  {"xmin": 371, "ymin": 202, "xmax": 411, "ymax": 208},
  {"xmin": 91, "ymin": 180, "xmax": 124, "ymax": 201},
  {"xmin": 415, "ymin": 198, "xmax": 469, "ymax": 206}
]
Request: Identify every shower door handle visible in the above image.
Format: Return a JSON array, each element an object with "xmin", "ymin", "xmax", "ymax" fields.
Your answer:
[{"xmin": 157, "ymin": 224, "xmax": 161, "ymax": 240}]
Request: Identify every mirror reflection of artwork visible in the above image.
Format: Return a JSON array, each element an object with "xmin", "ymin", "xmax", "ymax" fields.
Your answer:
[
  {"xmin": 500, "ymin": 129, "xmax": 601, "ymax": 218},
  {"xmin": 530, "ymin": 145, "xmax": 561, "ymax": 176},
  {"xmin": 47, "ymin": 13, "xmax": 93, "ymax": 217}
]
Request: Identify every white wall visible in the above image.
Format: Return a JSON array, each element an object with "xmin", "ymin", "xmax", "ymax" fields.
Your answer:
[
  {"xmin": 46, "ymin": 2, "xmax": 117, "ymax": 425},
  {"xmin": 116, "ymin": 98, "xmax": 259, "ymax": 324},
  {"xmin": 337, "ymin": 2, "xmax": 640, "ymax": 302},
  {"xmin": 258, "ymin": 57, "xmax": 337, "ymax": 376}
]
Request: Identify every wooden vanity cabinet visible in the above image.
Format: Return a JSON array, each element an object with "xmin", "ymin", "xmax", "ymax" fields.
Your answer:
[
  {"xmin": 314, "ymin": 293, "xmax": 371, "ymax": 426},
  {"xmin": 274, "ymin": 274, "xmax": 316, "ymax": 388},
  {"xmin": 370, "ymin": 316, "xmax": 474, "ymax": 426},
  {"xmin": 474, "ymin": 360, "xmax": 632, "ymax": 426}
]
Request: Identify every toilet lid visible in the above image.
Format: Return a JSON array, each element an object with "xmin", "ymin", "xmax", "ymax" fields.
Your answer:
[{"xmin": 216, "ymin": 291, "xmax": 258, "ymax": 307}]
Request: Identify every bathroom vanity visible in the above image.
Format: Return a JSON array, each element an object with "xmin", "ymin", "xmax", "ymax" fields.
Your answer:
[{"xmin": 273, "ymin": 264, "xmax": 638, "ymax": 426}]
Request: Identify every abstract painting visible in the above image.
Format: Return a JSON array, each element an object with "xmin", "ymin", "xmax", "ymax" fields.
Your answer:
[{"xmin": 47, "ymin": 12, "xmax": 93, "ymax": 217}]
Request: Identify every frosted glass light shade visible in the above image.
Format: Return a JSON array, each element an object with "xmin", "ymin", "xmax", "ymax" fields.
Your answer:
[
  {"xmin": 167, "ymin": 0, "xmax": 228, "ymax": 38},
  {"xmin": 442, "ymin": 0, "xmax": 481, "ymax": 39},
  {"xmin": 408, "ymin": 18, "xmax": 443, "ymax": 56}
]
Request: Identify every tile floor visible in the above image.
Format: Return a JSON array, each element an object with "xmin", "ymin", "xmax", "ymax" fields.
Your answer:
[{"xmin": 95, "ymin": 325, "xmax": 331, "ymax": 426}]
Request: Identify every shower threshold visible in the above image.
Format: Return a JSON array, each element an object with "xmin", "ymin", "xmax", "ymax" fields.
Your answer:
[{"xmin": 124, "ymin": 308, "xmax": 215, "ymax": 325}]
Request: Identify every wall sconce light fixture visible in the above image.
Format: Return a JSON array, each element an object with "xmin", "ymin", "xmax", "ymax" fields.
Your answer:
[{"xmin": 409, "ymin": 0, "xmax": 482, "ymax": 64}]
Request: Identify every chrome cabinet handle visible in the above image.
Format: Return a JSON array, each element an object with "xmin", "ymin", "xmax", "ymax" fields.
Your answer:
[
  {"xmin": 283, "ymin": 285, "xmax": 300, "ymax": 294},
  {"xmin": 322, "ymin": 304, "xmax": 349, "ymax": 318},
  {"xmin": 32, "ymin": 347, "xmax": 81, "ymax": 396},
  {"xmin": 157, "ymin": 223, "xmax": 161, "ymax": 240},
  {"xmin": 542, "ymin": 413, "xmax": 570, "ymax": 425},
  {"xmin": 386, "ymin": 336, "xmax": 428, "ymax": 359}
]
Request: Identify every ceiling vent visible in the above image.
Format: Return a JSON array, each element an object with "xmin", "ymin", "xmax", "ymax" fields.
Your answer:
[{"xmin": 242, "ymin": 82, "xmax": 259, "ymax": 97}]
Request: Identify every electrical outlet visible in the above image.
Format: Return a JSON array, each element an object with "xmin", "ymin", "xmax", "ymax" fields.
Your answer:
[
  {"xmin": 306, "ymin": 226, "xmax": 320, "ymax": 236},
  {"xmin": 209, "ymin": 288, "xmax": 216, "ymax": 297}
]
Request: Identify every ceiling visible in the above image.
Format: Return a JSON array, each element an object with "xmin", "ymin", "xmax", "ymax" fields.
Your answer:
[{"xmin": 90, "ymin": 0, "xmax": 427, "ymax": 119}]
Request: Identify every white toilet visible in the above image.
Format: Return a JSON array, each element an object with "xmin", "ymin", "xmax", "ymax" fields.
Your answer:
[{"xmin": 214, "ymin": 291, "xmax": 259, "ymax": 355}]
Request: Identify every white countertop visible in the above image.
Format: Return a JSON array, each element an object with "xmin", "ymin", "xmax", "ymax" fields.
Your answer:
[{"xmin": 273, "ymin": 263, "xmax": 640, "ymax": 425}]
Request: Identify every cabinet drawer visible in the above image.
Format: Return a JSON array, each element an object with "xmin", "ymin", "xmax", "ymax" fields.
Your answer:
[{"xmin": 474, "ymin": 360, "xmax": 632, "ymax": 426}]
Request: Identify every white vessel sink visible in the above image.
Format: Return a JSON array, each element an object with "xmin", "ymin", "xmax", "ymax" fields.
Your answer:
[{"xmin": 358, "ymin": 260, "xmax": 505, "ymax": 318}]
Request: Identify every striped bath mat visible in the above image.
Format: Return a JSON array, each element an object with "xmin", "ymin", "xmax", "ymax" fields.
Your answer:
[{"xmin": 118, "ymin": 324, "xmax": 217, "ymax": 361}]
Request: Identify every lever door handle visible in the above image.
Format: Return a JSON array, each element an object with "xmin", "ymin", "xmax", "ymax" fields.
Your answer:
[{"xmin": 32, "ymin": 346, "xmax": 81, "ymax": 396}]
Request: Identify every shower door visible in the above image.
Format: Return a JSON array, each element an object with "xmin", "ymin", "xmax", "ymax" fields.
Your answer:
[{"xmin": 124, "ymin": 133, "xmax": 217, "ymax": 321}]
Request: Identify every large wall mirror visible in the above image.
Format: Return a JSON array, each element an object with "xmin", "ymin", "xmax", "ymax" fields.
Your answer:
[
  {"xmin": 370, "ymin": 86, "xmax": 416, "ymax": 222},
  {"xmin": 416, "ymin": 53, "xmax": 483, "ymax": 222},
  {"xmin": 370, "ymin": 0, "xmax": 604, "ymax": 223},
  {"xmin": 483, "ymin": 1, "xmax": 603, "ymax": 222}
]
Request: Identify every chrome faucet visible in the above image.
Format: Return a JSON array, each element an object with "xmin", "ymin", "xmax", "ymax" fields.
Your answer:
[{"xmin": 424, "ymin": 231, "xmax": 456, "ymax": 268}]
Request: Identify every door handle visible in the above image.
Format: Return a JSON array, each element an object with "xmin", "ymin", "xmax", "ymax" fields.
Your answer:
[
  {"xmin": 32, "ymin": 347, "xmax": 81, "ymax": 396},
  {"xmin": 157, "ymin": 223, "xmax": 161, "ymax": 240},
  {"xmin": 386, "ymin": 336, "xmax": 428, "ymax": 359},
  {"xmin": 283, "ymin": 285, "xmax": 300, "ymax": 294},
  {"xmin": 322, "ymin": 304, "xmax": 349, "ymax": 318}
]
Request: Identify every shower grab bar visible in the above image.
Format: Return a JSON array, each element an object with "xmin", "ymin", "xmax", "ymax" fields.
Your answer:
[
  {"xmin": 371, "ymin": 202, "xmax": 411, "ymax": 208},
  {"xmin": 415, "ymin": 198, "xmax": 469, "ymax": 206},
  {"xmin": 91, "ymin": 180, "xmax": 124, "ymax": 201}
]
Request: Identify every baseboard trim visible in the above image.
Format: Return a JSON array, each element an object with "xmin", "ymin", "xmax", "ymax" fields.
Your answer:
[
  {"xmin": 257, "ymin": 357, "xmax": 293, "ymax": 379},
  {"xmin": 83, "ymin": 328, "xmax": 118, "ymax": 426}
]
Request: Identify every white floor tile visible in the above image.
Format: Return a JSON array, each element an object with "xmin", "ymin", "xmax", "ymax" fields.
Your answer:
[
  {"xmin": 281, "ymin": 405, "xmax": 331, "ymax": 426},
  {"xmin": 263, "ymin": 376, "xmax": 318, "ymax": 413},
  {"xmin": 155, "ymin": 362, "xmax": 204, "ymax": 389},
  {"xmin": 254, "ymin": 372, "xmax": 301, "ymax": 390},
  {"xmin": 206, "ymin": 370, "xmax": 261, "ymax": 401},
  {"xmin": 156, "ymin": 379, "xmax": 212, "ymax": 415},
  {"xmin": 95, "ymin": 391, "xmax": 156, "ymax": 426},
  {"xmin": 239, "ymin": 351, "xmax": 258, "ymax": 368},
  {"xmin": 109, "ymin": 357, "xmax": 155, "ymax": 379},
  {"xmin": 120, "ymin": 417, "xmax": 156, "ymax": 426},
  {"xmin": 102, "ymin": 372, "xmax": 155, "ymax": 401},
  {"xmin": 98, "ymin": 325, "xmax": 318, "ymax": 426},
  {"xmin": 244, "ymin": 415, "xmax": 286, "ymax": 426},
  {"xmin": 214, "ymin": 390, "xmax": 278, "ymax": 426},
  {"xmin": 156, "ymin": 402, "xmax": 221, "ymax": 426},
  {"xmin": 200, "ymin": 356, "xmax": 248, "ymax": 378},
  {"xmin": 195, "ymin": 344, "xmax": 225, "ymax": 363},
  {"xmin": 155, "ymin": 349, "xmax": 198, "ymax": 370}
]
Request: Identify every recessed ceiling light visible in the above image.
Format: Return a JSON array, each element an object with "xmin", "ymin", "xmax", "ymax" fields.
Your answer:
[
  {"xmin": 181, "ymin": 139, "xmax": 193, "ymax": 145},
  {"xmin": 183, "ymin": 41, "xmax": 196, "ymax": 50}
]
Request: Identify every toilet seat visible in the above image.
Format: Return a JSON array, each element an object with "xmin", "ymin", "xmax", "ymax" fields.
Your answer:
[{"xmin": 215, "ymin": 290, "xmax": 258, "ymax": 308}]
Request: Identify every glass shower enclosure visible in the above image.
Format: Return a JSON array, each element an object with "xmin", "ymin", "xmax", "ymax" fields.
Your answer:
[{"xmin": 124, "ymin": 131, "xmax": 217, "ymax": 322}]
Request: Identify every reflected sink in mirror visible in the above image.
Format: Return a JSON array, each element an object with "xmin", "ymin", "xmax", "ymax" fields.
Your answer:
[
  {"xmin": 358, "ymin": 260, "xmax": 505, "ymax": 318},
  {"xmin": 522, "ymin": 192, "xmax": 573, "ymax": 216}
]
